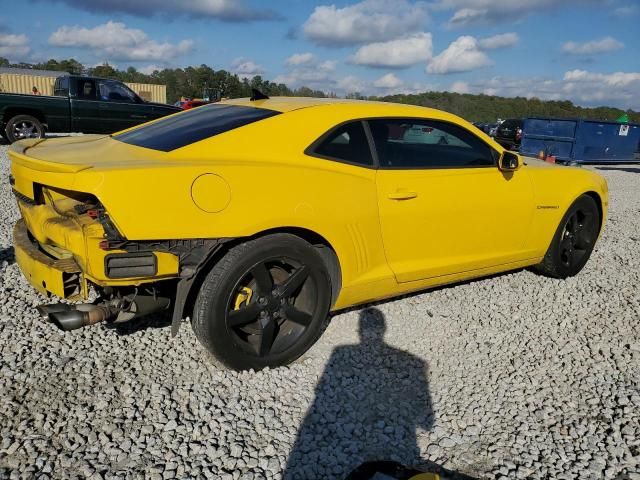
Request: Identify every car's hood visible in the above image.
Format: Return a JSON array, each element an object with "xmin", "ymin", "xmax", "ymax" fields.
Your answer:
[{"xmin": 10, "ymin": 135, "xmax": 167, "ymax": 173}]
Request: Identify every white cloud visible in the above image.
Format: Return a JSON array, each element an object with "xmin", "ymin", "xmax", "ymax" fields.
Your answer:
[
  {"xmin": 285, "ymin": 53, "xmax": 315, "ymax": 66},
  {"xmin": 449, "ymin": 81, "xmax": 470, "ymax": 93},
  {"xmin": 613, "ymin": 5, "xmax": 638, "ymax": 17},
  {"xmin": 318, "ymin": 60, "xmax": 337, "ymax": 71},
  {"xmin": 273, "ymin": 56, "xmax": 337, "ymax": 90},
  {"xmin": 231, "ymin": 58, "xmax": 265, "ymax": 78},
  {"xmin": 478, "ymin": 32, "xmax": 519, "ymax": 50},
  {"xmin": 49, "ymin": 0, "xmax": 277, "ymax": 22},
  {"xmin": 563, "ymin": 70, "xmax": 640, "ymax": 87},
  {"xmin": 437, "ymin": 0, "xmax": 598, "ymax": 26},
  {"xmin": 351, "ymin": 32, "xmax": 433, "ymax": 68},
  {"xmin": 303, "ymin": 0, "xmax": 429, "ymax": 46},
  {"xmin": 336, "ymin": 75, "xmax": 369, "ymax": 94},
  {"xmin": 373, "ymin": 73, "xmax": 403, "ymax": 89},
  {"xmin": 427, "ymin": 36, "xmax": 492, "ymax": 74},
  {"xmin": 561, "ymin": 37, "xmax": 624, "ymax": 55},
  {"xmin": 0, "ymin": 33, "xmax": 30, "ymax": 58},
  {"xmin": 276, "ymin": 62, "xmax": 372, "ymax": 95},
  {"xmin": 447, "ymin": 71, "xmax": 640, "ymax": 110},
  {"xmin": 49, "ymin": 21, "xmax": 193, "ymax": 61}
]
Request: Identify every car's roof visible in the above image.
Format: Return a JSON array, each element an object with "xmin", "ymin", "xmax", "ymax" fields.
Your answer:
[{"xmin": 220, "ymin": 96, "xmax": 438, "ymax": 115}]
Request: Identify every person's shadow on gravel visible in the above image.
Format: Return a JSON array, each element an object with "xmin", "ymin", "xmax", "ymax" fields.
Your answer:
[
  {"xmin": 284, "ymin": 307, "xmax": 435, "ymax": 479},
  {"xmin": 0, "ymin": 247, "xmax": 15, "ymax": 265}
]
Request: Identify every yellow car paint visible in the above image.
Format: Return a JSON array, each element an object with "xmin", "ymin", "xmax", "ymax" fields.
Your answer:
[{"xmin": 9, "ymin": 97, "xmax": 608, "ymax": 312}]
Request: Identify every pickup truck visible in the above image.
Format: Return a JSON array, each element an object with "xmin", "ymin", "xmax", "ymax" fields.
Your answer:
[{"xmin": 0, "ymin": 75, "xmax": 181, "ymax": 143}]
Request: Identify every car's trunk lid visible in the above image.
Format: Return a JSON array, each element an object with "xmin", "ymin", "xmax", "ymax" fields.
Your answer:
[
  {"xmin": 10, "ymin": 135, "xmax": 166, "ymax": 173},
  {"xmin": 9, "ymin": 135, "xmax": 169, "ymax": 202}
]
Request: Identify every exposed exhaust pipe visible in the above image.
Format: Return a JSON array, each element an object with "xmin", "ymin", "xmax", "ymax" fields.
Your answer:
[
  {"xmin": 38, "ymin": 295, "xmax": 171, "ymax": 332},
  {"xmin": 38, "ymin": 303, "xmax": 117, "ymax": 331}
]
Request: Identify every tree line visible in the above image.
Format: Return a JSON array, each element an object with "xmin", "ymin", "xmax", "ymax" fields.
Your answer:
[
  {"xmin": 371, "ymin": 91, "xmax": 639, "ymax": 123},
  {"xmin": 1, "ymin": 57, "xmax": 637, "ymax": 123}
]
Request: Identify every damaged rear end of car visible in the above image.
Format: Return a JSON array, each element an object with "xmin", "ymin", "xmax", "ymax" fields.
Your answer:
[{"xmin": 9, "ymin": 137, "xmax": 228, "ymax": 334}]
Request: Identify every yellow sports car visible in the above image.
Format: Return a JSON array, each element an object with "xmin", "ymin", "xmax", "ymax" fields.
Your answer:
[{"xmin": 9, "ymin": 95, "xmax": 608, "ymax": 370}]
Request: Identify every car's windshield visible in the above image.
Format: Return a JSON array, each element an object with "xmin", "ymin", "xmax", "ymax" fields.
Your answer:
[{"xmin": 114, "ymin": 104, "xmax": 280, "ymax": 152}]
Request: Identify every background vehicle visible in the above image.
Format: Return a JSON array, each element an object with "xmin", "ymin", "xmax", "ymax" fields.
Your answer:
[
  {"xmin": 494, "ymin": 118, "xmax": 523, "ymax": 150},
  {"xmin": 0, "ymin": 75, "xmax": 180, "ymax": 143},
  {"xmin": 174, "ymin": 98, "xmax": 211, "ymax": 110},
  {"xmin": 10, "ymin": 97, "xmax": 608, "ymax": 371}
]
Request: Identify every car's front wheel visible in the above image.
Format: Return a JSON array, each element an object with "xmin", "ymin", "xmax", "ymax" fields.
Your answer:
[
  {"xmin": 535, "ymin": 194, "xmax": 601, "ymax": 279},
  {"xmin": 192, "ymin": 234, "xmax": 333, "ymax": 370}
]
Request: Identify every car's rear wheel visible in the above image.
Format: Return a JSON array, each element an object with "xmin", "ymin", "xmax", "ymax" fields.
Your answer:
[
  {"xmin": 192, "ymin": 234, "xmax": 332, "ymax": 371},
  {"xmin": 535, "ymin": 194, "xmax": 600, "ymax": 279},
  {"xmin": 5, "ymin": 115, "xmax": 44, "ymax": 143}
]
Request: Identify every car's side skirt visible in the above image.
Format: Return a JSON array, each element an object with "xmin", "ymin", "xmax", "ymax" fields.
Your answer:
[{"xmin": 333, "ymin": 256, "xmax": 542, "ymax": 311}]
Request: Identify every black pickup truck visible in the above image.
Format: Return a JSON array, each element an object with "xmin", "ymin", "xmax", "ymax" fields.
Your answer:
[{"xmin": 0, "ymin": 75, "xmax": 180, "ymax": 143}]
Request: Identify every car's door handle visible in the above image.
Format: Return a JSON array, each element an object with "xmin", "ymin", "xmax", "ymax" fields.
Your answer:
[
  {"xmin": 130, "ymin": 114, "xmax": 147, "ymax": 119},
  {"xmin": 387, "ymin": 191, "xmax": 418, "ymax": 200}
]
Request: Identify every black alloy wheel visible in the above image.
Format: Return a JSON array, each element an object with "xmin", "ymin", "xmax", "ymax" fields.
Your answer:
[
  {"xmin": 192, "ymin": 234, "xmax": 332, "ymax": 370},
  {"xmin": 558, "ymin": 207, "xmax": 597, "ymax": 270},
  {"xmin": 226, "ymin": 258, "xmax": 317, "ymax": 358},
  {"xmin": 535, "ymin": 194, "xmax": 600, "ymax": 279}
]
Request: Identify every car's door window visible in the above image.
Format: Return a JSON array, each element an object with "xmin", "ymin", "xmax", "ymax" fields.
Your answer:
[
  {"xmin": 77, "ymin": 79, "xmax": 97, "ymax": 100},
  {"xmin": 309, "ymin": 121, "xmax": 374, "ymax": 167},
  {"xmin": 368, "ymin": 119, "xmax": 497, "ymax": 169},
  {"xmin": 54, "ymin": 76, "xmax": 69, "ymax": 96},
  {"xmin": 98, "ymin": 80, "xmax": 138, "ymax": 103}
]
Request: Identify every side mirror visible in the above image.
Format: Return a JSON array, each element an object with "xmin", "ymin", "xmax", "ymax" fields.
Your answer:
[{"xmin": 499, "ymin": 151, "xmax": 521, "ymax": 171}]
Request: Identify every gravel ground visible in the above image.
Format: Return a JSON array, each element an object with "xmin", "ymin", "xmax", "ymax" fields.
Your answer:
[{"xmin": 0, "ymin": 144, "xmax": 639, "ymax": 480}]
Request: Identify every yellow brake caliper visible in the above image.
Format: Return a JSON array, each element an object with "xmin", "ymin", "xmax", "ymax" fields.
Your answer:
[{"xmin": 234, "ymin": 286, "xmax": 253, "ymax": 310}]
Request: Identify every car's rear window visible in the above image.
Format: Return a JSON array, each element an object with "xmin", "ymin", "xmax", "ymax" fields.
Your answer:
[{"xmin": 114, "ymin": 104, "xmax": 280, "ymax": 152}]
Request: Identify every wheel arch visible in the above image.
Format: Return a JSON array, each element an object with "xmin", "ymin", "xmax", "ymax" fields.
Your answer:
[
  {"xmin": 583, "ymin": 190, "xmax": 604, "ymax": 233},
  {"xmin": 4, "ymin": 108, "xmax": 47, "ymax": 127},
  {"xmin": 180, "ymin": 226, "xmax": 342, "ymax": 325},
  {"xmin": 246, "ymin": 226, "xmax": 342, "ymax": 303}
]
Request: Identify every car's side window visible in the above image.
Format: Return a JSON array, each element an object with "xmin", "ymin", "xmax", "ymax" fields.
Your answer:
[
  {"xmin": 77, "ymin": 80, "xmax": 97, "ymax": 100},
  {"xmin": 368, "ymin": 119, "xmax": 497, "ymax": 169},
  {"xmin": 54, "ymin": 76, "xmax": 69, "ymax": 96},
  {"xmin": 98, "ymin": 80, "xmax": 138, "ymax": 103},
  {"xmin": 310, "ymin": 121, "xmax": 374, "ymax": 167}
]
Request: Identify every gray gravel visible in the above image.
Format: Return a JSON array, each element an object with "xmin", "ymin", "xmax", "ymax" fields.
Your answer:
[{"xmin": 0, "ymin": 143, "xmax": 639, "ymax": 480}]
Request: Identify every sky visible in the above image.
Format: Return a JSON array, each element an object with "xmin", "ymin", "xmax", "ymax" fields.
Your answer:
[{"xmin": 1, "ymin": 0, "xmax": 639, "ymax": 110}]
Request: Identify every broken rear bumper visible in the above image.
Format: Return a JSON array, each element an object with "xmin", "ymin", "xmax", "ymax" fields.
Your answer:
[{"xmin": 13, "ymin": 219, "xmax": 83, "ymax": 299}]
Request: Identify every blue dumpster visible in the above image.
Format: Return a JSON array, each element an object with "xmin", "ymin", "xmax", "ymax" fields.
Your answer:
[{"xmin": 520, "ymin": 117, "xmax": 640, "ymax": 163}]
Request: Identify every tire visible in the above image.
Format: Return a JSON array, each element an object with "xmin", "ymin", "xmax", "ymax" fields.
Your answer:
[
  {"xmin": 535, "ymin": 194, "xmax": 600, "ymax": 279},
  {"xmin": 5, "ymin": 114, "xmax": 44, "ymax": 143},
  {"xmin": 192, "ymin": 234, "xmax": 333, "ymax": 371}
]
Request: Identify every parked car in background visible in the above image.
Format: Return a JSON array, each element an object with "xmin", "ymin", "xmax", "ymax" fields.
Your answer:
[
  {"xmin": 495, "ymin": 118, "xmax": 524, "ymax": 150},
  {"xmin": 0, "ymin": 75, "xmax": 180, "ymax": 143},
  {"xmin": 174, "ymin": 98, "xmax": 211, "ymax": 110},
  {"xmin": 11, "ymin": 97, "xmax": 608, "ymax": 370},
  {"xmin": 484, "ymin": 123, "xmax": 499, "ymax": 137}
]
